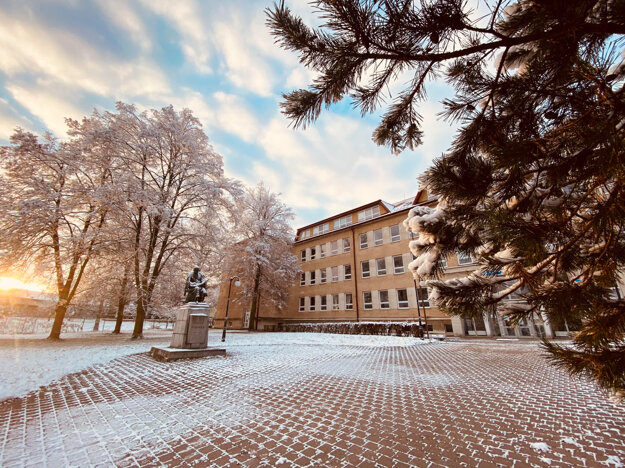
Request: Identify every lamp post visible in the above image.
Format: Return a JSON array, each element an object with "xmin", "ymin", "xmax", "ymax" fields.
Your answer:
[
  {"xmin": 413, "ymin": 278, "xmax": 423, "ymax": 339},
  {"xmin": 413, "ymin": 278, "xmax": 430, "ymax": 340},
  {"xmin": 222, "ymin": 275, "xmax": 241, "ymax": 342}
]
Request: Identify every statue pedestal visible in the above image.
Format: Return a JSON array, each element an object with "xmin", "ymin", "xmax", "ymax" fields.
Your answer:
[{"xmin": 150, "ymin": 303, "xmax": 225, "ymax": 362}]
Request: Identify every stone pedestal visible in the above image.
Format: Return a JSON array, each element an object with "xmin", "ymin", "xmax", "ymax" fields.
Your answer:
[
  {"xmin": 149, "ymin": 303, "xmax": 225, "ymax": 362},
  {"xmin": 171, "ymin": 303, "xmax": 211, "ymax": 349}
]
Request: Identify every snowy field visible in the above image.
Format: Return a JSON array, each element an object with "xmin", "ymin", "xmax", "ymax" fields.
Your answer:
[{"xmin": 0, "ymin": 329, "xmax": 428, "ymax": 401}]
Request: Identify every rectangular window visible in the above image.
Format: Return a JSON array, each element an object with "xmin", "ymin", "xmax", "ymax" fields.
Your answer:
[
  {"xmin": 363, "ymin": 291, "xmax": 373, "ymax": 310},
  {"xmin": 393, "ymin": 255, "xmax": 404, "ymax": 274},
  {"xmin": 379, "ymin": 290, "xmax": 390, "ymax": 309},
  {"xmin": 417, "ymin": 288, "xmax": 430, "ymax": 308},
  {"xmin": 310, "ymin": 271, "xmax": 316, "ymax": 285},
  {"xmin": 343, "ymin": 237, "xmax": 350, "ymax": 253},
  {"xmin": 310, "ymin": 247, "xmax": 316, "ymax": 260},
  {"xmin": 361, "ymin": 260, "xmax": 370, "ymax": 278},
  {"xmin": 319, "ymin": 244, "xmax": 326, "ymax": 258},
  {"xmin": 331, "ymin": 266, "xmax": 339, "ymax": 282},
  {"xmin": 335, "ymin": 214, "xmax": 352, "ymax": 229},
  {"xmin": 299, "ymin": 297, "xmax": 305, "ymax": 312},
  {"xmin": 373, "ymin": 229, "xmax": 383, "ymax": 246},
  {"xmin": 376, "ymin": 258, "xmax": 386, "ymax": 276},
  {"xmin": 344, "ymin": 264, "xmax": 352, "ymax": 280},
  {"xmin": 320, "ymin": 269, "xmax": 327, "ymax": 284},
  {"xmin": 390, "ymin": 225, "xmax": 400, "ymax": 242},
  {"xmin": 457, "ymin": 251, "xmax": 472, "ymax": 265},
  {"xmin": 331, "ymin": 240, "xmax": 338, "ymax": 255},
  {"xmin": 358, "ymin": 205, "xmax": 380, "ymax": 222},
  {"xmin": 309, "ymin": 296, "xmax": 316, "ymax": 311},
  {"xmin": 345, "ymin": 293, "xmax": 353, "ymax": 310},
  {"xmin": 320, "ymin": 296, "xmax": 327, "ymax": 311},
  {"xmin": 300, "ymin": 229, "xmax": 310, "ymax": 240},
  {"xmin": 360, "ymin": 233, "xmax": 368, "ymax": 249},
  {"xmin": 333, "ymin": 294, "xmax": 340, "ymax": 310},
  {"xmin": 301, "ymin": 250, "xmax": 306, "ymax": 262},
  {"xmin": 300, "ymin": 272, "xmax": 306, "ymax": 286},
  {"xmin": 397, "ymin": 289, "xmax": 409, "ymax": 308},
  {"xmin": 313, "ymin": 223, "xmax": 329, "ymax": 236}
]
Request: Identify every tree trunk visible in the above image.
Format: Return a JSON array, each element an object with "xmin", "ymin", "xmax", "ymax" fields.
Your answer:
[
  {"xmin": 248, "ymin": 264, "xmax": 261, "ymax": 331},
  {"xmin": 48, "ymin": 300, "xmax": 68, "ymax": 340},
  {"xmin": 132, "ymin": 293, "xmax": 146, "ymax": 339},
  {"xmin": 113, "ymin": 261, "xmax": 131, "ymax": 334}
]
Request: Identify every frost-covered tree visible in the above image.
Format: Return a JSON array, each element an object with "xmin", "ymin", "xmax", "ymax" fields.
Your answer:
[
  {"xmin": 228, "ymin": 184, "xmax": 299, "ymax": 330},
  {"xmin": 0, "ymin": 122, "xmax": 115, "ymax": 339},
  {"xmin": 268, "ymin": 1, "xmax": 625, "ymax": 394},
  {"xmin": 103, "ymin": 103, "xmax": 240, "ymax": 339}
]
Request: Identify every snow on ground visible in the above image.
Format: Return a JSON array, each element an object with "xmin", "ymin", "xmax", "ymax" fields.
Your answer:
[{"xmin": 0, "ymin": 329, "xmax": 432, "ymax": 401}]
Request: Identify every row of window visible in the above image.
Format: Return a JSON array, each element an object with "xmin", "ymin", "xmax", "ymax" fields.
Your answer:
[
  {"xmin": 300, "ymin": 265, "xmax": 352, "ymax": 285},
  {"xmin": 298, "ymin": 288, "xmax": 431, "ymax": 312},
  {"xmin": 300, "ymin": 224, "xmax": 404, "ymax": 262},
  {"xmin": 299, "ymin": 206, "xmax": 382, "ymax": 240},
  {"xmin": 299, "ymin": 254, "xmax": 411, "ymax": 286},
  {"xmin": 361, "ymin": 255, "xmax": 405, "ymax": 278}
]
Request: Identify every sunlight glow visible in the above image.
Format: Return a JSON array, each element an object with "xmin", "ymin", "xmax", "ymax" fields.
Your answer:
[{"xmin": 0, "ymin": 276, "xmax": 49, "ymax": 292}]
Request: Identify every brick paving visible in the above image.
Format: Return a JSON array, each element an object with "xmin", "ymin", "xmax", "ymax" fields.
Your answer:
[{"xmin": 1, "ymin": 335, "xmax": 624, "ymax": 467}]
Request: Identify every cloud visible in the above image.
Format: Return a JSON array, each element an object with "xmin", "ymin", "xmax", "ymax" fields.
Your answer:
[
  {"xmin": 138, "ymin": 0, "xmax": 212, "ymax": 74},
  {"xmin": 6, "ymin": 83, "xmax": 88, "ymax": 137},
  {"xmin": 0, "ymin": 9, "xmax": 169, "ymax": 99},
  {"xmin": 95, "ymin": 0, "xmax": 152, "ymax": 52},
  {"xmin": 0, "ymin": 98, "xmax": 34, "ymax": 140},
  {"xmin": 212, "ymin": 92, "xmax": 262, "ymax": 143}
]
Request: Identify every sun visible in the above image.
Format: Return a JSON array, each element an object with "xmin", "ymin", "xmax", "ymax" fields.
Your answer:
[{"xmin": 0, "ymin": 277, "xmax": 49, "ymax": 292}]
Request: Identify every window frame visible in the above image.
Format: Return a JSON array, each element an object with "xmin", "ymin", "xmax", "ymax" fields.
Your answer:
[
  {"xmin": 319, "ymin": 244, "xmax": 326, "ymax": 258},
  {"xmin": 301, "ymin": 250, "xmax": 306, "ymax": 262},
  {"xmin": 299, "ymin": 297, "xmax": 305, "ymax": 312},
  {"xmin": 397, "ymin": 289, "xmax": 409, "ymax": 308},
  {"xmin": 361, "ymin": 260, "xmax": 371, "ymax": 278},
  {"xmin": 363, "ymin": 291, "xmax": 373, "ymax": 310},
  {"xmin": 310, "ymin": 247, "xmax": 316, "ymax": 260},
  {"xmin": 310, "ymin": 270, "xmax": 316, "ymax": 285},
  {"xmin": 345, "ymin": 293, "xmax": 353, "ymax": 310},
  {"xmin": 344, "ymin": 264, "xmax": 352, "ymax": 280},
  {"xmin": 320, "ymin": 295, "xmax": 327, "ymax": 311},
  {"xmin": 393, "ymin": 255, "xmax": 404, "ymax": 274},
  {"xmin": 330, "ymin": 240, "xmax": 338, "ymax": 255},
  {"xmin": 359, "ymin": 233, "xmax": 368, "ymax": 249},
  {"xmin": 379, "ymin": 290, "xmax": 390, "ymax": 309},
  {"xmin": 332, "ymin": 294, "xmax": 340, "ymax": 310},
  {"xmin": 373, "ymin": 229, "xmax": 383, "ymax": 246},
  {"xmin": 376, "ymin": 258, "xmax": 386, "ymax": 276},
  {"xmin": 309, "ymin": 296, "xmax": 316, "ymax": 311},
  {"xmin": 390, "ymin": 224, "xmax": 400, "ymax": 242},
  {"xmin": 343, "ymin": 237, "xmax": 351, "ymax": 253},
  {"xmin": 331, "ymin": 266, "xmax": 339, "ymax": 282},
  {"xmin": 300, "ymin": 272, "xmax": 306, "ymax": 286},
  {"xmin": 320, "ymin": 269, "xmax": 327, "ymax": 284}
]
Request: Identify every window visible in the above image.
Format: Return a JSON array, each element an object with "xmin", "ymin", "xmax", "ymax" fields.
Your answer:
[
  {"xmin": 409, "ymin": 230, "xmax": 418, "ymax": 240},
  {"xmin": 397, "ymin": 289, "xmax": 409, "ymax": 308},
  {"xmin": 358, "ymin": 205, "xmax": 380, "ymax": 222},
  {"xmin": 300, "ymin": 229, "xmax": 310, "ymax": 240},
  {"xmin": 335, "ymin": 214, "xmax": 352, "ymax": 229},
  {"xmin": 330, "ymin": 240, "xmax": 338, "ymax": 255},
  {"xmin": 363, "ymin": 291, "xmax": 373, "ymax": 310},
  {"xmin": 393, "ymin": 255, "xmax": 404, "ymax": 274},
  {"xmin": 373, "ymin": 229, "xmax": 383, "ymax": 246},
  {"xmin": 320, "ymin": 269, "xmax": 327, "ymax": 284},
  {"xmin": 344, "ymin": 264, "xmax": 352, "ymax": 280},
  {"xmin": 301, "ymin": 250, "xmax": 306, "ymax": 262},
  {"xmin": 440, "ymin": 256, "xmax": 447, "ymax": 268},
  {"xmin": 457, "ymin": 251, "xmax": 472, "ymax": 265},
  {"xmin": 300, "ymin": 272, "xmax": 306, "ymax": 286},
  {"xmin": 343, "ymin": 237, "xmax": 350, "ymax": 253},
  {"xmin": 376, "ymin": 258, "xmax": 386, "ymax": 276},
  {"xmin": 390, "ymin": 225, "xmax": 400, "ymax": 242},
  {"xmin": 345, "ymin": 293, "xmax": 353, "ymax": 310},
  {"xmin": 299, "ymin": 297, "xmax": 305, "ymax": 312},
  {"xmin": 360, "ymin": 233, "xmax": 368, "ymax": 249},
  {"xmin": 310, "ymin": 296, "xmax": 316, "ymax": 311},
  {"xmin": 313, "ymin": 223, "xmax": 329, "ymax": 236},
  {"xmin": 320, "ymin": 296, "xmax": 327, "ymax": 311},
  {"xmin": 361, "ymin": 260, "xmax": 370, "ymax": 278},
  {"xmin": 310, "ymin": 247, "xmax": 316, "ymax": 260},
  {"xmin": 332, "ymin": 294, "xmax": 340, "ymax": 310},
  {"xmin": 417, "ymin": 288, "xmax": 430, "ymax": 308},
  {"xmin": 319, "ymin": 244, "xmax": 326, "ymax": 258},
  {"xmin": 331, "ymin": 266, "xmax": 339, "ymax": 282},
  {"xmin": 379, "ymin": 290, "xmax": 390, "ymax": 309},
  {"xmin": 310, "ymin": 271, "xmax": 316, "ymax": 285}
]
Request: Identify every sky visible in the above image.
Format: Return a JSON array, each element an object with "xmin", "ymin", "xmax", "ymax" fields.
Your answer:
[{"xmin": 0, "ymin": 0, "xmax": 457, "ymax": 228}]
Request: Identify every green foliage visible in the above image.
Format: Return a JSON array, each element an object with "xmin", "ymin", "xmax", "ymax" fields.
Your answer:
[{"xmin": 268, "ymin": 0, "xmax": 625, "ymax": 394}]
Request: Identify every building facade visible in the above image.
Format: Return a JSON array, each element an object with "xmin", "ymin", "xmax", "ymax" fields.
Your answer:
[{"xmin": 215, "ymin": 190, "xmax": 581, "ymax": 338}]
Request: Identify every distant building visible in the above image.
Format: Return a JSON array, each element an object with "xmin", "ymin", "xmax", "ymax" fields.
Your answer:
[
  {"xmin": 0, "ymin": 288, "xmax": 56, "ymax": 317},
  {"xmin": 216, "ymin": 190, "xmax": 575, "ymax": 337}
]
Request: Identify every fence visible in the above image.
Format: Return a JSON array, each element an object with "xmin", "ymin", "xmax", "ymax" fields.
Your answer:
[{"xmin": 0, "ymin": 316, "xmax": 174, "ymax": 335}]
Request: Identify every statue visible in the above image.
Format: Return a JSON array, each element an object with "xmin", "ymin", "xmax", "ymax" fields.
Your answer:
[{"xmin": 184, "ymin": 265, "xmax": 207, "ymax": 303}]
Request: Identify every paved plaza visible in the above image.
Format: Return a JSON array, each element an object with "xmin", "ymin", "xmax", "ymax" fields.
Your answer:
[{"xmin": 1, "ymin": 333, "xmax": 624, "ymax": 467}]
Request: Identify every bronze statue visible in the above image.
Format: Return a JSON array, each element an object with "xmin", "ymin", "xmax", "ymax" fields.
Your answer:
[{"xmin": 184, "ymin": 265, "xmax": 207, "ymax": 303}]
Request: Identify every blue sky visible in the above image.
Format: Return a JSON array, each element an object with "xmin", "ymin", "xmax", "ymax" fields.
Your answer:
[{"xmin": 0, "ymin": 0, "xmax": 457, "ymax": 228}]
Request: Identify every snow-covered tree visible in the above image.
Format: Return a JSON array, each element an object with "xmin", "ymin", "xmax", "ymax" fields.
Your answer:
[
  {"xmin": 103, "ymin": 103, "xmax": 240, "ymax": 339},
  {"xmin": 227, "ymin": 183, "xmax": 299, "ymax": 330},
  {"xmin": 268, "ymin": 1, "xmax": 625, "ymax": 394},
  {"xmin": 0, "ymin": 121, "xmax": 116, "ymax": 339}
]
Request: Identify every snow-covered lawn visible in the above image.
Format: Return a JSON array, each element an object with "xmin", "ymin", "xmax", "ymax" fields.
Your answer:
[{"xmin": 0, "ymin": 329, "xmax": 428, "ymax": 401}]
